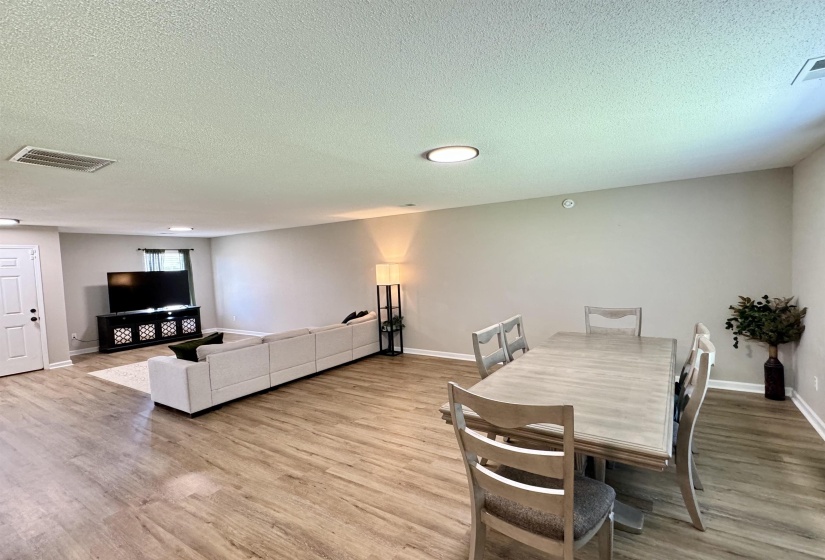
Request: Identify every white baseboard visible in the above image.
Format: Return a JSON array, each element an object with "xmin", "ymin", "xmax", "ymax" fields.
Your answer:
[
  {"xmin": 70, "ymin": 346, "xmax": 99, "ymax": 356},
  {"xmin": 707, "ymin": 379, "xmax": 793, "ymax": 397},
  {"xmin": 791, "ymin": 390, "xmax": 825, "ymax": 442},
  {"xmin": 404, "ymin": 347, "xmax": 475, "ymax": 362},
  {"xmin": 216, "ymin": 327, "xmax": 271, "ymax": 337},
  {"xmin": 48, "ymin": 360, "xmax": 73, "ymax": 369}
]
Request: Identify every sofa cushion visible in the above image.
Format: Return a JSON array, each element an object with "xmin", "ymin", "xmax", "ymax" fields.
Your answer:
[
  {"xmin": 309, "ymin": 324, "xmax": 346, "ymax": 334},
  {"xmin": 169, "ymin": 332, "xmax": 223, "ymax": 362},
  {"xmin": 262, "ymin": 328, "xmax": 310, "ymax": 343},
  {"xmin": 342, "ymin": 311, "xmax": 357, "ymax": 324},
  {"xmin": 196, "ymin": 336, "xmax": 262, "ymax": 361},
  {"xmin": 347, "ymin": 311, "xmax": 377, "ymax": 325}
]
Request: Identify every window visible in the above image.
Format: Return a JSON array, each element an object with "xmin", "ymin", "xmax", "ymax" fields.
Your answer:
[
  {"xmin": 145, "ymin": 250, "xmax": 186, "ymax": 271},
  {"xmin": 143, "ymin": 249, "xmax": 196, "ymax": 305}
]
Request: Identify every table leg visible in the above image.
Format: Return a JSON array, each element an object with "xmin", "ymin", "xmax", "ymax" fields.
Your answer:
[{"xmin": 594, "ymin": 458, "xmax": 645, "ymax": 534}]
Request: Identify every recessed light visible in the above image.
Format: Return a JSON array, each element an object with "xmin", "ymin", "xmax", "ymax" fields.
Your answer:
[
  {"xmin": 562, "ymin": 199, "xmax": 575, "ymax": 209},
  {"xmin": 426, "ymin": 146, "xmax": 479, "ymax": 163},
  {"xmin": 168, "ymin": 227, "xmax": 193, "ymax": 232},
  {"xmin": 0, "ymin": 218, "xmax": 20, "ymax": 226}
]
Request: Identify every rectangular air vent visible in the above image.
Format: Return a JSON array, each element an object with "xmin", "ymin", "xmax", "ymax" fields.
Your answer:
[
  {"xmin": 792, "ymin": 56, "xmax": 825, "ymax": 85},
  {"xmin": 9, "ymin": 146, "xmax": 115, "ymax": 172}
]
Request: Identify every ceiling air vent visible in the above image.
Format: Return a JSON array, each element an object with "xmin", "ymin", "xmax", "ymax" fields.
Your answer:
[
  {"xmin": 792, "ymin": 56, "xmax": 825, "ymax": 85},
  {"xmin": 9, "ymin": 146, "xmax": 115, "ymax": 173}
]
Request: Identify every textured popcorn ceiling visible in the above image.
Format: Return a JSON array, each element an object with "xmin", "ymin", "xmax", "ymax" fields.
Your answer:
[{"xmin": 1, "ymin": 1, "xmax": 824, "ymax": 237}]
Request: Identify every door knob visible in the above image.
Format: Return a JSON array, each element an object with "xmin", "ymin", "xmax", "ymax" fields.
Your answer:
[{"xmin": 30, "ymin": 317, "xmax": 38, "ymax": 322}]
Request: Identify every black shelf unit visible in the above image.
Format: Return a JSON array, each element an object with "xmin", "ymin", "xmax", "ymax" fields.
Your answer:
[
  {"xmin": 376, "ymin": 284, "xmax": 403, "ymax": 356},
  {"xmin": 97, "ymin": 306, "xmax": 202, "ymax": 353}
]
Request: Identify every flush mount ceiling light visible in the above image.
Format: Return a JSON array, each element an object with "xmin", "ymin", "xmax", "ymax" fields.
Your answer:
[
  {"xmin": 168, "ymin": 227, "xmax": 193, "ymax": 232},
  {"xmin": 425, "ymin": 145, "xmax": 479, "ymax": 163},
  {"xmin": 0, "ymin": 218, "xmax": 20, "ymax": 226}
]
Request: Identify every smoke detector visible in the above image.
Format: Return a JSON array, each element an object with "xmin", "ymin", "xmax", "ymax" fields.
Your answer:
[
  {"xmin": 9, "ymin": 146, "xmax": 115, "ymax": 173},
  {"xmin": 792, "ymin": 56, "xmax": 825, "ymax": 85}
]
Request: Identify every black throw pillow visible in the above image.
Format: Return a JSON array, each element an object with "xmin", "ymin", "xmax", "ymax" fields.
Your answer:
[
  {"xmin": 169, "ymin": 331, "xmax": 224, "ymax": 362},
  {"xmin": 342, "ymin": 311, "xmax": 357, "ymax": 324},
  {"xmin": 355, "ymin": 310, "xmax": 369, "ymax": 318}
]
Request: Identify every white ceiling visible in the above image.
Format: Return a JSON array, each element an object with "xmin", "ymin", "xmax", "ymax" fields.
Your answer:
[{"xmin": 1, "ymin": 1, "xmax": 824, "ymax": 237}]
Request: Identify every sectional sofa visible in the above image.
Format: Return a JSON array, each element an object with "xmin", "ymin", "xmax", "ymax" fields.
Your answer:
[{"xmin": 148, "ymin": 313, "xmax": 379, "ymax": 415}]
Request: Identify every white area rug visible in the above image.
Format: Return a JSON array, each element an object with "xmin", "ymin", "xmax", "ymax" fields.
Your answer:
[{"xmin": 87, "ymin": 361, "xmax": 150, "ymax": 394}]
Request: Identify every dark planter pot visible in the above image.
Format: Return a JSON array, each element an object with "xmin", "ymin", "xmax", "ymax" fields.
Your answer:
[{"xmin": 764, "ymin": 345, "xmax": 785, "ymax": 401}]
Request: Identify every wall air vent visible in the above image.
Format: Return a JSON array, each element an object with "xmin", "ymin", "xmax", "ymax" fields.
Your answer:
[
  {"xmin": 9, "ymin": 146, "xmax": 115, "ymax": 173},
  {"xmin": 792, "ymin": 56, "xmax": 825, "ymax": 85}
]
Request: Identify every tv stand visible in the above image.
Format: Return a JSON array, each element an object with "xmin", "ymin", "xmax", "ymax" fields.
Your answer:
[{"xmin": 97, "ymin": 306, "xmax": 202, "ymax": 353}]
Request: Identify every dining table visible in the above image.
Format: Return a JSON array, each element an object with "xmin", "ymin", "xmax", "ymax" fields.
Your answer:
[{"xmin": 439, "ymin": 331, "xmax": 677, "ymax": 534}]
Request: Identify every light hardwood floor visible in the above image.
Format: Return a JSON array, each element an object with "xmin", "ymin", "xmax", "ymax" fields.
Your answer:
[{"xmin": 0, "ymin": 346, "xmax": 823, "ymax": 559}]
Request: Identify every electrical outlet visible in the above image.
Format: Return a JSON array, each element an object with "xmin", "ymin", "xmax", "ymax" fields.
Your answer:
[{"xmin": 71, "ymin": 333, "xmax": 78, "ymax": 340}]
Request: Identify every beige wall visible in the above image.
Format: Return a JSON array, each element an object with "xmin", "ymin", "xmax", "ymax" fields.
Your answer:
[
  {"xmin": 212, "ymin": 168, "xmax": 793, "ymax": 384},
  {"xmin": 0, "ymin": 226, "xmax": 71, "ymax": 366},
  {"xmin": 60, "ymin": 233, "xmax": 217, "ymax": 353},
  {"xmin": 792, "ymin": 142, "xmax": 825, "ymax": 422}
]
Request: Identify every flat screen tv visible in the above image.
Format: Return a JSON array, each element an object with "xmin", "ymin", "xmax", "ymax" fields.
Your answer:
[{"xmin": 107, "ymin": 271, "xmax": 191, "ymax": 313}]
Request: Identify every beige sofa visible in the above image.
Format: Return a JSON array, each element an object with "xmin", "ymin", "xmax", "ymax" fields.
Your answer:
[{"xmin": 148, "ymin": 314, "xmax": 379, "ymax": 415}]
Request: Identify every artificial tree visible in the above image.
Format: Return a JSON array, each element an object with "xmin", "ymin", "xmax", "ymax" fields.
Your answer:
[{"xmin": 725, "ymin": 295, "xmax": 806, "ymax": 400}]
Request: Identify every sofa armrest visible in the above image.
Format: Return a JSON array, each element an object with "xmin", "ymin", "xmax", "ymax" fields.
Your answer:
[
  {"xmin": 352, "ymin": 319, "xmax": 379, "ymax": 348},
  {"xmin": 148, "ymin": 356, "xmax": 212, "ymax": 414}
]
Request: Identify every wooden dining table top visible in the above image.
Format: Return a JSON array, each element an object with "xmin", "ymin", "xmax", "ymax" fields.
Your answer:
[{"xmin": 439, "ymin": 331, "xmax": 677, "ymax": 470}]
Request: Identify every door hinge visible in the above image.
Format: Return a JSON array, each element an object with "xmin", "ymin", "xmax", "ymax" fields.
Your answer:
[{"xmin": 29, "ymin": 249, "xmax": 37, "ymax": 260}]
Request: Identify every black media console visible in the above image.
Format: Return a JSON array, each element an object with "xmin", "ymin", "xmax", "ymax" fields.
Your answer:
[{"xmin": 97, "ymin": 306, "xmax": 202, "ymax": 353}]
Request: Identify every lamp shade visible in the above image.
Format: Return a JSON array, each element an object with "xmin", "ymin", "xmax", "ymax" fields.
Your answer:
[{"xmin": 376, "ymin": 263, "xmax": 400, "ymax": 285}]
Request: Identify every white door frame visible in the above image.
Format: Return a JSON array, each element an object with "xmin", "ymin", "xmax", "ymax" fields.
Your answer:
[{"xmin": 0, "ymin": 244, "xmax": 51, "ymax": 370}]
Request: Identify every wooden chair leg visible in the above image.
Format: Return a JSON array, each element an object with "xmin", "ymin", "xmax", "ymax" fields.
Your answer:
[
  {"xmin": 594, "ymin": 457, "xmax": 607, "ymax": 483},
  {"xmin": 480, "ymin": 433, "xmax": 496, "ymax": 466},
  {"xmin": 677, "ymin": 444, "xmax": 706, "ymax": 530},
  {"xmin": 598, "ymin": 511, "xmax": 614, "ymax": 560},
  {"xmin": 468, "ymin": 512, "xmax": 486, "ymax": 560},
  {"xmin": 574, "ymin": 453, "xmax": 587, "ymax": 476},
  {"xmin": 691, "ymin": 454, "xmax": 704, "ymax": 491}
]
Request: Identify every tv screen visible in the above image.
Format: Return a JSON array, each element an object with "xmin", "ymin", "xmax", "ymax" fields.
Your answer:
[{"xmin": 107, "ymin": 271, "xmax": 191, "ymax": 313}]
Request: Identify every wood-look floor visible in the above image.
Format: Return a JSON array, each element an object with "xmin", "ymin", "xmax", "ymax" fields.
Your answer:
[{"xmin": 0, "ymin": 345, "xmax": 823, "ymax": 559}]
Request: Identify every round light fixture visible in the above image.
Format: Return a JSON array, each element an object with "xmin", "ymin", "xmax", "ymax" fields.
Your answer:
[
  {"xmin": 168, "ymin": 227, "xmax": 193, "ymax": 232},
  {"xmin": 562, "ymin": 199, "xmax": 575, "ymax": 209},
  {"xmin": 426, "ymin": 145, "xmax": 479, "ymax": 163},
  {"xmin": 0, "ymin": 218, "xmax": 20, "ymax": 226}
]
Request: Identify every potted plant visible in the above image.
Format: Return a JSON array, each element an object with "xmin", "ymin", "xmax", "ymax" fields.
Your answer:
[
  {"xmin": 381, "ymin": 315, "xmax": 404, "ymax": 332},
  {"xmin": 725, "ymin": 295, "xmax": 806, "ymax": 400}
]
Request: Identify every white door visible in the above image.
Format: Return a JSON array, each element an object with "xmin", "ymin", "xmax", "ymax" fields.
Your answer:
[{"xmin": 0, "ymin": 247, "xmax": 44, "ymax": 376}]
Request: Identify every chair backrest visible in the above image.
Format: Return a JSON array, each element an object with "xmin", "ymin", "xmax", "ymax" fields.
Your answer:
[
  {"xmin": 678, "ymin": 338, "xmax": 715, "ymax": 444},
  {"xmin": 584, "ymin": 306, "xmax": 642, "ymax": 336},
  {"xmin": 472, "ymin": 324, "xmax": 509, "ymax": 379},
  {"xmin": 448, "ymin": 382, "xmax": 575, "ymax": 558},
  {"xmin": 501, "ymin": 315, "xmax": 529, "ymax": 359},
  {"xmin": 681, "ymin": 322, "xmax": 710, "ymax": 374}
]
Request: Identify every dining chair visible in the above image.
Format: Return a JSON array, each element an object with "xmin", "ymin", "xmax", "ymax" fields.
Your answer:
[
  {"xmin": 448, "ymin": 382, "xmax": 615, "ymax": 560},
  {"xmin": 501, "ymin": 314, "xmax": 529, "ymax": 360},
  {"xmin": 675, "ymin": 323, "xmax": 710, "ymax": 422},
  {"xmin": 584, "ymin": 307, "xmax": 642, "ymax": 336},
  {"xmin": 674, "ymin": 337, "xmax": 716, "ymax": 531},
  {"xmin": 472, "ymin": 324, "xmax": 510, "ymax": 380}
]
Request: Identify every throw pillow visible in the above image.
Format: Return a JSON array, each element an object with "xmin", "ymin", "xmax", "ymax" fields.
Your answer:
[
  {"xmin": 342, "ymin": 311, "xmax": 357, "ymax": 324},
  {"xmin": 169, "ymin": 331, "xmax": 223, "ymax": 362},
  {"xmin": 355, "ymin": 310, "xmax": 369, "ymax": 318}
]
